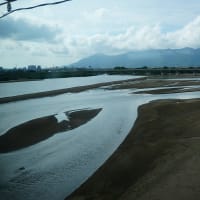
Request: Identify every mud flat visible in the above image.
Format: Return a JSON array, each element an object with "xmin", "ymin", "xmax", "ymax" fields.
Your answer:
[{"xmin": 66, "ymin": 98, "xmax": 200, "ymax": 200}]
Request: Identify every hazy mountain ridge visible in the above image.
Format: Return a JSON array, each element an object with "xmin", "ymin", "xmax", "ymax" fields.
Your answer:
[{"xmin": 70, "ymin": 48, "xmax": 200, "ymax": 68}]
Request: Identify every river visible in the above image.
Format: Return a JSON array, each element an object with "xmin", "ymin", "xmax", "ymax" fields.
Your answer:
[{"xmin": 0, "ymin": 75, "xmax": 200, "ymax": 200}]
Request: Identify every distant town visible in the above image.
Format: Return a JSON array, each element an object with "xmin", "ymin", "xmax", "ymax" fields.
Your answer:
[
  {"xmin": 1, "ymin": 65, "xmax": 200, "ymax": 82},
  {"xmin": 0, "ymin": 65, "xmax": 57, "ymax": 72}
]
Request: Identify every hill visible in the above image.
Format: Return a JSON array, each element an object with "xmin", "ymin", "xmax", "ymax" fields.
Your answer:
[{"xmin": 70, "ymin": 48, "xmax": 200, "ymax": 68}]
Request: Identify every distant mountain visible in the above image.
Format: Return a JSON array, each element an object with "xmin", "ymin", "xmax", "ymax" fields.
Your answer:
[{"xmin": 70, "ymin": 48, "xmax": 200, "ymax": 68}]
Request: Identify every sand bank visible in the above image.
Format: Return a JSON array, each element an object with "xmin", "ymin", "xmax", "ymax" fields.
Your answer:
[
  {"xmin": 107, "ymin": 78, "xmax": 200, "ymax": 90},
  {"xmin": 135, "ymin": 87, "xmax": 200, "ymax": 94},
  {"xmin": 0, "ymin": 108, "xmax": 101, "ymax": 153},
  {"xmin": 66, "ymin": 98, "xmax": 200, "ymax": 200}
]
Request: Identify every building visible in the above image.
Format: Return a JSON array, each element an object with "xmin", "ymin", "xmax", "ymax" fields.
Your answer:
[{"xmin": 28, "ymin": 65, "xmax": 37, "ymax": 71}]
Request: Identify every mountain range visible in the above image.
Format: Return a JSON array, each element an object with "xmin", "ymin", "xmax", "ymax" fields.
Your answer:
[{"xmin": 70, "ymin": 48, "xmax": 200, "ymax": 68}]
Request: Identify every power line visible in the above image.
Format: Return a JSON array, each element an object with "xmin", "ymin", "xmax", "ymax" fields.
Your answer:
[{"xmin": 0, "ymin": 0, "xmax": 72, "ymax": 19}]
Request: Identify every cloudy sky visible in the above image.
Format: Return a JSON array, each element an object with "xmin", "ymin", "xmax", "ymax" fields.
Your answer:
[{"xmin": 0, "ymin": 0, "xmax": 200, "ymax": 68}]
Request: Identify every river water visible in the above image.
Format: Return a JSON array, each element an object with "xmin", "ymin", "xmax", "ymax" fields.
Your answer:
[{"xmin": 0, "ymin": 75, "xmax": 200, "ymax": 200}]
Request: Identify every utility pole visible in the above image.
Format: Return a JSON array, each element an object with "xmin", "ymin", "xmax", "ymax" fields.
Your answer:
[{"xmin": 0, "ymin": 0, "xmax": 17, "ymax": 12}]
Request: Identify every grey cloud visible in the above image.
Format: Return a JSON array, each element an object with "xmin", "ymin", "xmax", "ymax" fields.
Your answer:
[{"xmin": 0, "ymin": 17, "xmax": 59, "ymax": 42}]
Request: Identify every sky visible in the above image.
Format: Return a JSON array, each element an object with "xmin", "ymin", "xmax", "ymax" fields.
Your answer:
[{"xmin": 0, "ymin": 0, "xmax": 200, "ymax": 68}]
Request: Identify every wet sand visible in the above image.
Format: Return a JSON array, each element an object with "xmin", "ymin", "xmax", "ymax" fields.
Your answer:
[
  {"xmin": 66, "ymin": 98, "xmax": 200, "ymax": 200},
  {"xmin": 0, "ymin": 108, "xmax": 101, "ymax": 153}
]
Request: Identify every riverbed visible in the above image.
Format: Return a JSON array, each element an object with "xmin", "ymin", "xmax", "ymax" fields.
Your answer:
[{"xmin": 1, "ymin": 75, "xmax": 200, "ymax": 200}]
